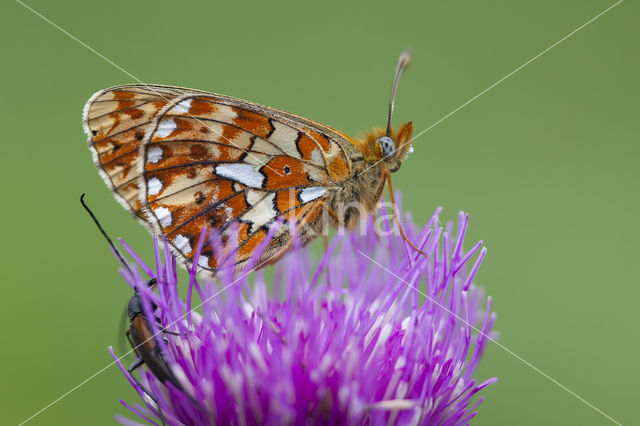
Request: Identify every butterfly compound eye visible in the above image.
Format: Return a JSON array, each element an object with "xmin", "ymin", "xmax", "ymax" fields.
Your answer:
[{"xmin": 377, "ymin": 136, "xmax": 396, "ymax": 158}]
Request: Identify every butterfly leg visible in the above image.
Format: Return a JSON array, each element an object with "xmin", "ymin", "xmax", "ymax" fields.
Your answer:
[
  {"xmin": 321, "ymin": 231, "xmax": 335, "ymax": 288},
  {"xmin": 318, "ymin": 201, "xmax": 343, "ymax": 227},
  {"xmin": 317, "ymin": 200, "xmax": 345, "ymax": 284},
  {"xmin": 264, "ymin": 202, "xmax": 326, "ymax": 267},
  {"xmin": 322, "ymin": 234, "xmax": 329, "ymax": 251},
  {"xmin": 383, "ymin": 167, "xmax": 428, "ymax": 257}
]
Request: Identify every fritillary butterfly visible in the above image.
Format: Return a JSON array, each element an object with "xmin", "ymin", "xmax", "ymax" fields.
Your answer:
[{"xmin": 83, "ymin": 52, "xmax": 415, "ymax": 274}]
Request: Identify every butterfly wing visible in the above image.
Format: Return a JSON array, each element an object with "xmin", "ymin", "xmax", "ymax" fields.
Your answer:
[
  {"xmin": 83, "ymin": 86, "xmax": 189, "ymax": 220},
  {"xmin": 85, "ymin": 84, "xmax": 358, "ymax": 273}
]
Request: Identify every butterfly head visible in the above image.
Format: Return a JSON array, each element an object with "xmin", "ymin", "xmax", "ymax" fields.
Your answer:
[
  {"xmin": 361, "ymin": 122, "xmax": 413, "ymax": 173},
  {"xmin": 378, "ymin": 122, "xmax": 413, "ymax": 173}
]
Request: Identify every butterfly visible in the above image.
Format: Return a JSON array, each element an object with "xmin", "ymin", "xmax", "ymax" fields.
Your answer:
[{"xmin": 83, "ymin": 51, "xmax": 418, "ymax": 274}]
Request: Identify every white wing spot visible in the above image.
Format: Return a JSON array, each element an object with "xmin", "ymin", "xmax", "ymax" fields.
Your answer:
[
  {"xmin": 216, "ymin": 104, "xmax": 238, "ymax": 122},
  {"xmin": 246, "ymin": 189, "xmax": 264, "ymax": 205},
  {"xmin": 171, "ymin": 99, "xmax": 192, "ymax": 114},
  {"xmin": 243, "ymin": 192, "xmax": 276, "ymax": 232},
  {"xmin": 225, "ymin": 206, "xmax": 234, "ymax": 221},
  {"xmin": 299, "ymin": 187, "xmax": 327, "ymax": 203},
  {"xmin": 148, "ymin": 146, "xmax": 163, "ymax": 164},
  {"xmin": 215, "ymin": 163, "xmax": 264, "ymax": 188},
  {"xmin": 157, "ymin": 118, "xmax": 177, "ymax": 137},
  {"xmin": 197, "ymin": 255, "xmax": 210, "ymax": 269},
  {"xmin": 252, "ymin": 137, "xmax": 285, "ymax": 156},
  {"xmin": 311, "ymin": 148, "xmax": 323, "ymax": 164},
  {"xmin": 269, "ymin": 122, "xmax": 301, "ymax": 158},
  {"xmin": 154, "ymin": 206, "xmax": 172, "ymax": 227},
  {"xmin": 147, "ymin": 177, "xmax": 163, "ymax": 196},
  {"xmin": 173, "ymin": 234, "xmax": 192, "ymax": 254}
]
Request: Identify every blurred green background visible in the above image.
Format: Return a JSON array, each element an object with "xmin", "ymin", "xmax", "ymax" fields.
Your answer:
[{"xmin": 2, "ymin": 0, "xmax": 637, "ymax": 424}]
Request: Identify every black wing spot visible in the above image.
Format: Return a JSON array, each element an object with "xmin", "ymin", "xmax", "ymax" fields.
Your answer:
[
  {"xmin": 294, "ymin": 132, "xmax": 303, "ymax": 157},
  {"xmin": 208, "ymin": 213, "xmax": 224, "ymax": 228},
  {"xmin": 265, "ymin": 119, "xmax": 276, "ymax": 138}
]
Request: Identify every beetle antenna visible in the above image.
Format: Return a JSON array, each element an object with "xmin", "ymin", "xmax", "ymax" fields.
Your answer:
[
  {"xmin": 80, "ymin": 193, "xmax": 133, "ymax": 275},
  {"xmin": 386, "ymin": 50, "xmax": 412, "ymax": 137}
]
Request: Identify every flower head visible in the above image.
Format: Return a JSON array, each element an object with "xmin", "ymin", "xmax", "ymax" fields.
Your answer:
[{"xmin": 111, "ymin": 208, "xmax": 496, "ymax": 425}]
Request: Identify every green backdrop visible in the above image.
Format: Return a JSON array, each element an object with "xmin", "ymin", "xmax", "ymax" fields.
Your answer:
[{"xmin": 2, "ymin": 0, "xmax": 637, "ymax": 424}]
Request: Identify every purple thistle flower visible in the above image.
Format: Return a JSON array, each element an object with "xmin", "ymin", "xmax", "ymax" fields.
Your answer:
[{"xmin": 110, "ymin": 208, "xmax": 497, "ymax": 425}]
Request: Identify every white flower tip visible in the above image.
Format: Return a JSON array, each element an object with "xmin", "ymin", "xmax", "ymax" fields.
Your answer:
[{"xmin": 370, "ymin": 399, "xmax": 417, "ymax": 411}]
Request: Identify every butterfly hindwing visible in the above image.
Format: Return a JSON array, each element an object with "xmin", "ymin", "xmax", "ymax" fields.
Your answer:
[
  {"xmin": 104, "ymin": 87, "xmax": 356, "ymax": 273},
  {"xmin": 83, "ymin": 86, "xmax": 191, "ymax": 219}
]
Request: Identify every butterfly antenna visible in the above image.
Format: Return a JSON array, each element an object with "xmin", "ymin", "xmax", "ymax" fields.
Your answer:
[
  {"xmin": 386, "ymin": 50, "xmax": 412, "ymax": 137},
  {"xmin": 80, "ymin": 193, "xmax": 133, "ymax": 276}
]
